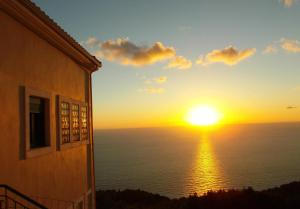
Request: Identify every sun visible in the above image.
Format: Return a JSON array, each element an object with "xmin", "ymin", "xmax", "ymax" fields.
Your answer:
[{"xmin": 186, "ymin": 105, "xmax": 220, "ymax": 126}]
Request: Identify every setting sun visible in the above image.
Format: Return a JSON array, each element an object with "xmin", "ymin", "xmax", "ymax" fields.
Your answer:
[{"xmin": 186, "ymin": 105, "xmax": 220, "ymax": 126}]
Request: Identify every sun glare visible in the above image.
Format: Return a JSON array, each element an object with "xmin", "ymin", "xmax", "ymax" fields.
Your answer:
[{"xmin": 186, "ymin": 105, "xmax": 220, "ymax": 126}]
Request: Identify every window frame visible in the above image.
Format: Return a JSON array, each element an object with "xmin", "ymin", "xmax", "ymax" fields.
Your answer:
[
  {"xmin": 57, "ymin": 96, "xmax": 89, "ymax": 151},
  {"xmin": 25, "ymin": 87, "xmax": 53, "ymax": 158}
]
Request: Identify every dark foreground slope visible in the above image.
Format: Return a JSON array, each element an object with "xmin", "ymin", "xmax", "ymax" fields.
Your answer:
[{"xmin": 96, "ymin": 181, "xmax": 300, "ymax": 209}]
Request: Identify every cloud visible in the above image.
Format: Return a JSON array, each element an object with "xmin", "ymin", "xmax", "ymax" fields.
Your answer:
[
  {"xmin": 97, "ymin": 38, "xmax": 176, "ymax": 66},
  {"xmin": 166, "ymin": 56, "xmax": 192, "ymax": 70},
  {"xmin": 196, "ymin": 56, "xmax": 210, "ymax": 66},
  {"xmin": 84, "ymin": 36, "xmax": 101, "ymax": 47},
  {"xmin": 154, "ymin": 76, "xmax": 167, "ymax": 84},
  {"xmin": 196, "ymin": 46, "xmax": 256, "ymax": 66},
  {"xmin": 138, "ymin": 87, "xmax": 165, "ymax": 94},
  {"xmin": 263, "ymin": 45, "xmax": 278, "ymax": 54},
  {"xmin": 281, "ymin": 38, "xmax": 300, "ymax": 53},
  {"xmin": 263, "ymin": 38, "xmax": 300, "ymax": 54},
  {"xmin": 286, "ymin": 106, "xmax": 297, "ymax": 109},
  {"xmin": 84, "ymin": 37, "xmax": 193, "ymax": 69},
  {"xmin": 142, "ymin": 76, "xmax": 167, "ymax": 85},
  {"xmin": 281, "ymin": 0, "xmax": 296, "ymax": 7}
]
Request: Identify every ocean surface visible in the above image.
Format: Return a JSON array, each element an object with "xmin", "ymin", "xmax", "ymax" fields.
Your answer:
[{"xmin": 94, "ymin": 123, "xmax": 300, "ymax": 198}]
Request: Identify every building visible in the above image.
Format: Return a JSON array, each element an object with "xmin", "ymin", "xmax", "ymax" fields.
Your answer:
[{"xmin": 0, "ymin": 0, "xmax": 101, "ymax": 208}]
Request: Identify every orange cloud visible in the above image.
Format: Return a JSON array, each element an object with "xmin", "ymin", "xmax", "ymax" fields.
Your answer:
[
  {"xmin": 281, "ymin": 0, "xmax": 295, "ymax": 7},
  {"xmin": 98, "ymin": 38, "xmax": 176, "ymax": 66},
  {"xmin": 263, "ymin": 45, "xmax": 278, "ymax": 54},
  {"xmin": 154, "ymin": 76, "xmax": 167, "ymax": 84},
  {"xmin": 196, "ymin": 46, "xmax": 256, "ymax": 66},
  {"xmin": 84, "ymin": 36, "xmax": 101, "ymax": 47},
  {"xmin": 281, "ymin": 38, "xmax": 300, "ymax": 53},
  {"xmin": 166, "ymin": 56, "xmax": 192, "ymax": 70}
]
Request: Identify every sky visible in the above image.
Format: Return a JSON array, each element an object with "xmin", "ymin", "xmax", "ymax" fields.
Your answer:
[{"xmin": 33, "ymin": 0, "xmax": 300, "ymax": 129}]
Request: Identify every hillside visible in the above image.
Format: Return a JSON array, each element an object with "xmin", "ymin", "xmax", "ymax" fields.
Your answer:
[{"xmin": 96, "ymin": 181, "xmax": 300, "ymax": 209}]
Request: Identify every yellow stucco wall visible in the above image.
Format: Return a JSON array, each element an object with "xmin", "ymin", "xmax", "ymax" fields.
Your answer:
[{"xmin": 0, "ymin": 10, "xmax": 93, "ymax": 208}]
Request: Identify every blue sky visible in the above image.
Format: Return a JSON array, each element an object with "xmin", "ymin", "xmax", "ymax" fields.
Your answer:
[{"xmin": 34, "ymin": 0, "xmax": 300, "ymax": 128}]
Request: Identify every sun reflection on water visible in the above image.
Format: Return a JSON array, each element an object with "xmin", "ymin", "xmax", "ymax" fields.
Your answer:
[{"xmin": 185, "ymin": 133, "xmax": 226, "ymax": 195}]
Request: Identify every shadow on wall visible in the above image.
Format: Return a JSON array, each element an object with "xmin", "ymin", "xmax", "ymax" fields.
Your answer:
[{"xmin": 19, "ymin": 86, "xmax": 25, "ymax": 160}]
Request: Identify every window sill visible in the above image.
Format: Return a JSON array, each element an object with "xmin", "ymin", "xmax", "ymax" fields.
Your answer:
[
  {"xmin": 26, "ymin": 146, "xmax": 53, "ymax": 158},
  {"xmin": 58, "ymin": 140, "xmax": 89, "ymax": 151}
]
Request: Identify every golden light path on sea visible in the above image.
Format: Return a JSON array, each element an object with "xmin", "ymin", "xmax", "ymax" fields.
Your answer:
[{"xmin": 185, "ymin": 133, "xmax": 226, "ymax": 195}]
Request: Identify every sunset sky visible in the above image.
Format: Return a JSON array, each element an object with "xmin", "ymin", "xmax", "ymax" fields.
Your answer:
[{"xmin": 34, "ymin": 0, "xmax": 300, "ymax": 129}]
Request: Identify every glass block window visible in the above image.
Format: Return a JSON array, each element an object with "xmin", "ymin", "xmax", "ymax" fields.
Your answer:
[
  {"xmin": 61, "ymin": 102, "xmax": 70, "ymax": 143},
  {"xmin": 81, "ymin": 105, "xmax": 88, "ymax": 140},
  {"xmin": 72, "ymin": 104, "xmax": 80, "ymax": 141},
  {"xmin": 58, "ymin": 96, "xmax": 91, "ymax": 148}
]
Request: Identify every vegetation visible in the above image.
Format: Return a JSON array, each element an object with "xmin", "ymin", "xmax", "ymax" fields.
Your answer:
[{"xmin": 96, "ymin": 181, "xmax": 300, "ymax": 209}]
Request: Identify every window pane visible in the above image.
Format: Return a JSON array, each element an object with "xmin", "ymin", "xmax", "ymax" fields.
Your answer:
[
  {"xmin": 81, "ymin": 105, "xmax": 88, "ymax": 140},
  {"xmin": 30, "ymin": 96, "xmax": 47, "ymax": 148},
  {"xmin": 72, "ymin": 104, "xmax": 80, "ymax": 141},
  {"xmin": 61, "ymin": 102, "xmax": 70, "ymax": 143}
]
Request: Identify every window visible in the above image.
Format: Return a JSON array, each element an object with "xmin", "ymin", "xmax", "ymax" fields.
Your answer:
[
  {"xmin": 29, "ymin": 96, "xmax": 48, "ymax": 148},
  {"xmin": 81, "ymin": 104, "xmax": 88, "ymax": 141},
  {"xmin": 25, "ymin": 87, "xmax": 52, "ymax": 158},
  {"xmin": 58, "ymin": 96, "xmax": 89, "ymax": 150},
  {"xmin": 61, "ymin": 102, "xmax": 71, "ymax": 144},
  {"xmin": 72, "ymin": 104, "xmax": 80, "ymax": 141}
]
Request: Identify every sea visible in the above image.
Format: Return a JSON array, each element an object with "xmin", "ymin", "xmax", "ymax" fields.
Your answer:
[{"xmin": 94, "ymin": 122, "xmax": 300, "ymax": 198}]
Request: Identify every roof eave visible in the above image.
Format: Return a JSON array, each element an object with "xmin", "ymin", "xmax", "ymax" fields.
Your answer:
[{"xmin": 0, "ymin": 0, "xmax": 102, "ymax": 72}]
